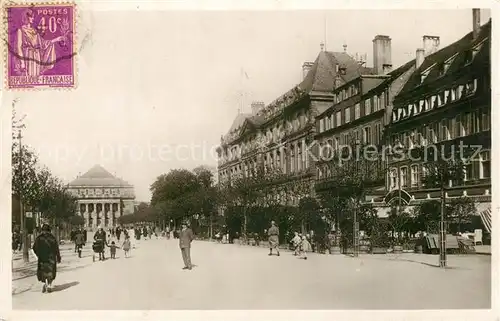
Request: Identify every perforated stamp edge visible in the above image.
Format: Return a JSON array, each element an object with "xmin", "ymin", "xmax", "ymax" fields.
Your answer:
[{"xmin": 2, "ymin": 0, "xmax": 78, "ymax": 91}]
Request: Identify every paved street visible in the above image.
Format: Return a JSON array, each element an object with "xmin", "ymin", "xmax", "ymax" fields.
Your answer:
[{"xmin": 13, "ymin": 238, "xmax": 491, "ymax": 310}]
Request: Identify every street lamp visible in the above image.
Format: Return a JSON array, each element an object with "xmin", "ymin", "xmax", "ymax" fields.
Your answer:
[{"xmin": 352, "ymin": 197, "xmax": 359, "ymax": 257}]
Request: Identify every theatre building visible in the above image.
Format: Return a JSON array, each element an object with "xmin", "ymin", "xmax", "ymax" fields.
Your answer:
[
  {"xmin": 67, "ymin": 164, "xmax": 136, "ymax": 230},
  {"xmin": 385, "ymin": 12, "xmax": 491, "ymax": 216}
]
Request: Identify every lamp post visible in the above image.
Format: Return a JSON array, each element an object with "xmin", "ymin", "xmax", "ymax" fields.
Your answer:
[
  {"xmin": 439, "ymin": 164, "xmax": 447, "ymax": 268},
  {"xmin": 352, "ymin": 197, "xmax": 359, "ymax": 257}
]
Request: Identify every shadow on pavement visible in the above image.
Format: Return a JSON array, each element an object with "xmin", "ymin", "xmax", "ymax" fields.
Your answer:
[
  {"xmin": 368, "ymin": 256, "xmax": 471, "ymax": 270},
  {"xmin": 52, "ymin": 281, "xmax": 79, "ymax": 292}
]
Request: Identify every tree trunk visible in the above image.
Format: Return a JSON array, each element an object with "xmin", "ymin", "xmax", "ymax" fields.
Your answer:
[
  {"xmin": 53, "ymin": 217, "xmax": 60, "ymax": 244},
  {"xmin": 243, "ymin": 207, "xmax": 247, "ymax": 244},
  {"xmin": 21, "ymin": 200, "xmax": 29, "ymax": 263},
  {"xmin": 209, "ymin": 214, "xmax": 213, "ymax": 240}
]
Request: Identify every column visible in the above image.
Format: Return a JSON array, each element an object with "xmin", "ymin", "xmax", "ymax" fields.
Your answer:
[
  {"xmin": 92, "ymin": 203, "xmax": 97, "ymax": 229},
  {"xmin": 112, "ymin": 203, "xmax": 117, "ymax": 227},
  {"xmin": 84, "ymin": 203, "xmax": 88, "ymax": 228},
  {"xmin": 104, "ymin": 202, "xmax": 109, "ymax": 228}
]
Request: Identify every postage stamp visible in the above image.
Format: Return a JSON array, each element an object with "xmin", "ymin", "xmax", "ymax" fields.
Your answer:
[{"xmin": 4, "ymin": 2, "xmax": 76, "ymax": 89}]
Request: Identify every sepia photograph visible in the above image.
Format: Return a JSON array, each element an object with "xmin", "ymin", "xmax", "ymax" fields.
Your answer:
[{"xmin": 1, "ymin": 1, "xmax": 496, "ymax": 318}]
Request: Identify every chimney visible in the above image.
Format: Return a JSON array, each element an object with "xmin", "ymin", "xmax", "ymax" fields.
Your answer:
[
  {"xmin": 423, "ymin": 35, "xmax": 440, "ymax": 56},
  {"xmin": 302, "ymin": 62, "xmax": 314, "ymax": 80},
  {"xmin": 382, "ymin": 64, "xmax": 393, "ymax": 74},
  {"xmin": 416, "ymin": 48, "xmax": 425, "ymax": 69},
  {"xmin": 251, "ymin": 101, "xmax": 265, "ymax": 115},
  {"xmin": 373, "ymin": 35, "xmax": 392, "ymax": 75},
  {"xmin": 473, "ymin": 9, "xmax": 481, "ymax": 39}
]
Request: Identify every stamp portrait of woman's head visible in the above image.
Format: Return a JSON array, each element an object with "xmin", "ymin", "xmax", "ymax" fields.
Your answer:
[{"xmin": 21, "ymin": 9, "xmax": 35, "ymax": 25}]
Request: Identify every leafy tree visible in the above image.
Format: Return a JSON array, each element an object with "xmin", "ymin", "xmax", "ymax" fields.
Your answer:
[
  {"xmin": 219, "ymin": 166, "xmax": 268, "ymax": 239},
  {"xmin": 150, "ymin": 167, "xmax": 219, "ymax": 235},
  {"xmin": 317, "ymin": 142, "xmax": 379, "ymax": 252},
  {"xmin": 446, "ymin": 196, "xmax": 476, "ymax": 234},
  {"xmin": 419, "ymin": 146, "xmax": 470, "ymax": 230},
  {"xmin": 414, "ymin": 200, "xmax": 441, "ymax": 233},
  {"xmin": 192, "ymin": 166, "xmax": 218, "ymax": 237}
]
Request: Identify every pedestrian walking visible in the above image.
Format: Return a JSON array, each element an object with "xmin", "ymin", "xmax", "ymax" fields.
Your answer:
[
  {"xmin": 299, "ymin": 235, "xmax": 312, "ymax": 260},
  {"xmin": 75, "ymin": 229, "xmax": 85, "ymax": 258},
  {"xmin": 12, "ymin": 231, "xmax": 20, "ymax": 254},
  {"xmin": 292, "ymin": 232, "xmax": 301, "ymax": 256},
  {"xmin": 107, "ymin": 241, "xmax": 120, "ymax": 259},
  {"xmin": 122, "ymin": 236, "xmax": 131, "ymax": 258},
  {"xmin": 116, "ymin": 227, "xmax": 122, "ymax": 241},
  {"xmin": 93, "ymin": 227, "xmax": 107, "ymax": 261},
  {"xmin": 179, "ymin": 222, "xmax": 194, "ymax": 270},
  {"xmin": 254, "ymin": 233, "xmax": 260, "ymax": 247},
  {"xmin": 32, "ymin": 224, "xmax": 61, "ymax": 293},
  {"xmin": 267, "ymin": 221, "xmax": 280, "ymax": 256},
  {"xmin": 70, "ymin": 228, "xmax": 77, "ymax": 253},
  {"xmin": 128, "ymin": 227, "xmax": 136, "ymax": 248}
]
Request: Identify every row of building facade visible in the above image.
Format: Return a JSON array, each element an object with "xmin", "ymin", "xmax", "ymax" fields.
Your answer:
[{"xmin": 216, "ymin": 10, "xmax": 491, "ymax": 219}]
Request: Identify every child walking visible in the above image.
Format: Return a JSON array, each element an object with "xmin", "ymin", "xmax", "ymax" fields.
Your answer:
[
  {"xmin": 299, "ymin": 235, "xmax": 312, "ymax": 260},
  {"xmin": 107, "ymin": 241, "xmax": 120, "ymax": 259},
  {"xmin": 291, "ymin": 232, "xmax": 301, "ymax": 256},
  {"xmin": 122, "ymin": 236, "xmax": 131, "ymax": 258}
]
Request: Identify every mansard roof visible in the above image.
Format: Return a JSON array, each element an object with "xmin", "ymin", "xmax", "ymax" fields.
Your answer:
[
  {"xmin": 299, "ymin": 51, "xmax": 374, "ymax": 93},
  {"xmin": 397, "ymin": 20, "xmax": 491, "ymax": 99},
  {"xmin": 223, "ymin": 50, "xmax": 372, "ymax": 142}
]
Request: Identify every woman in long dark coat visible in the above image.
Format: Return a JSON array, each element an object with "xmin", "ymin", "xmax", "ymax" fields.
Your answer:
[
  {"xmin": 32, "ymin": 224, "xmax": 61, "ymax": 293},
  {"xmin": 94, "ymin": 227, "xmax": 107, "ymax": 260}
]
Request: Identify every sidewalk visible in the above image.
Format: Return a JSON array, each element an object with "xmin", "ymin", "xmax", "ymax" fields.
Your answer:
[
  {"xmin": 474, "ymin": 245, "xmax": 491, "ymax": 255},
  {"xmin": 12, "ymin": 242, "xmax": 94, "ymax": 295},
  {"xmin": 204, "ymin": 239, "xmax": 493, "ymax": 265}
]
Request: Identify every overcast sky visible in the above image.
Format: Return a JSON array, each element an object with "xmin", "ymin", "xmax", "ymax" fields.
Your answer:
[{"xmin": 4, "ymin": 9, "xmax": 491, "ymax": 202}]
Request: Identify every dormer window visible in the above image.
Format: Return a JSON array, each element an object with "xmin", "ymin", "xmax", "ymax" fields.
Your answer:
[
  {"xmin": 465, "ymin": 39, "xmax": 486, "ymax": 65},
  {"xmin": 420, "ymin": 63, "xmax": 435, "ymax": 84},
  {"xmin": 420, "ymin": 70, "xmax": 430, "ymax": 83},
  {"xmin": 437, "ymin": 63, "xmax": 445, "ymax": 76},
  {"xmin": 439, "ymin": 54, "xmax": 457, "ymax": 76},
  {"xmin": 339, "ymin": 66, "xmax": 347, "ymax": 75}
]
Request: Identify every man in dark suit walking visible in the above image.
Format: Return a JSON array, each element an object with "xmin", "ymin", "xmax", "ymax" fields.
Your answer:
[{"xmin": 179, "ymin": 222, "xmax": 194, "ymax": 270}]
